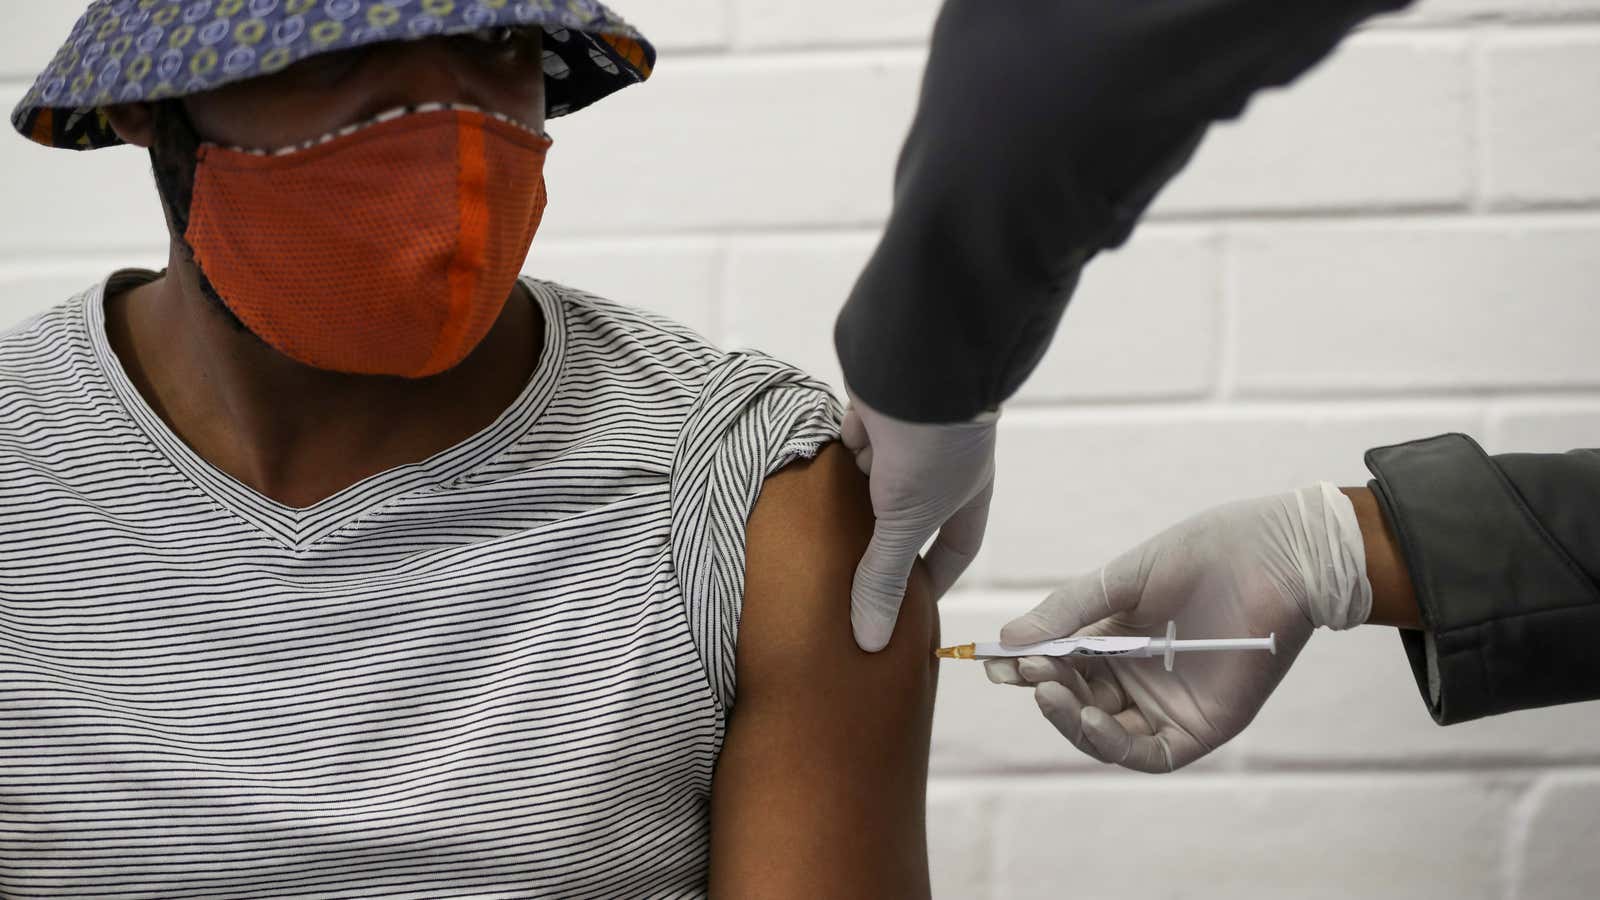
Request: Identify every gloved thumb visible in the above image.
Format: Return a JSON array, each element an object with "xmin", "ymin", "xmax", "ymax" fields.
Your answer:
[
  {"xmin": 851, "ymin": 524, "xmax": 930, "ymax": 652},
  {"xmin": 1001, "ymin": 567, "xmax": 1129, "ymax": 647}
]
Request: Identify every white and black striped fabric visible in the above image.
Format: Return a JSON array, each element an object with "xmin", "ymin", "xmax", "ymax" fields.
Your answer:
[{"xmin": 0, "ymin": 270, "xmax": 841, "ymax": 899}]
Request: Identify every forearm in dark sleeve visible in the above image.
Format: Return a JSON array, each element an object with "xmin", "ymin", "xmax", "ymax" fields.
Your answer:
[
  {"xmin": 1365, "ymin": 434, "xmax": 1600, "ymax": 725},
  {"xmin": 836, "ymin": 0, "xmax": 1415, "ymax": 423}
]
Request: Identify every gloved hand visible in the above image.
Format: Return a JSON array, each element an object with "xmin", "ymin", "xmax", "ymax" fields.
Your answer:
[
  {"xmin": 842, "ymin": 385, "xmax": 997, "ymax": 652},
  {"xmin": 986, "ymin": 483, "xmax": 1371, "ymax": 772}
]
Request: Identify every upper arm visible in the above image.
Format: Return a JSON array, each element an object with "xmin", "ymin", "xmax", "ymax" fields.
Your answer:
[{"xmin": 707, "ymin": 441, "xmax": 938, "ymax": 899}]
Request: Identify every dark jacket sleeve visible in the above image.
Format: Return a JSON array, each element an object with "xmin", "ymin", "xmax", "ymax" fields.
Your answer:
[
  {"xmin": 1365, "ymin": 434, "xmax": 1600, "ymax": 725},
  {"xmin": 835, "ymin": 0, "xmax": 1416, "ymax": 422}
]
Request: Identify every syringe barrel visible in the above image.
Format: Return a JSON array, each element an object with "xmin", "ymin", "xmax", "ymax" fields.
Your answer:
[{"xmin": 1151, "ymin": 638, "xmax": 1275, "ymax": 653}]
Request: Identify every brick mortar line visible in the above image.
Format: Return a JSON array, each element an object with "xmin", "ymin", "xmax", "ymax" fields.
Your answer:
[
  {"xmin": 1501, "ymin": 781, "xmax": 1541, "ymax": 900},
  {"xmin": 928, "ymin": 761, "xmax": 1600, "ymax": 780},
  {"xmin": 646, "ymin": 16, "xmax": 1600, "ymax": 58},
  {"xmin": 514, "ymin": 203, "xmax": 1600, "ymax": 243},
  {"xmin": 992, "ymin": 394, "xmax": 1600, "ymax": 420},
  {"xmin": 2, "ymin": 14, "xmax": 1598, "ymax": 85},
  {"xmin": 1470, "ymin": 24, "xmax": 1493, "ymax": 214},
  {"xmin": 996, "ymin": 395, "xmax": 1600, "ymax": 416},
  {"xmin": 1151, "ymin": 204, "xmax": 1600, "ymax": 226},
  {"xmin": 713, "ymin": 236, "xmax": 737, "ymax": 348},
  {"xmin": 660, "ymin": 15, "xmax": 1600, "ymax": 57},
  {"xmin": 1231, "ymin": 758, "xmax": 1600, "ymax": 773},
  {"xmin": 556, "ymin": 207, "xmax": 1600, "ymax": 243},
  {"xmin": 1213, "ymin": 232, "xmax": 1239, "ymax": 404},
  {"xmin": 927, "ymin": 769, "xmax": 1593, "ymax": 788},
  {"xmin": 1379, "ymin": 13, "xmax": 1600, "ymax": 30},
  {"xmin": 974, "ymin": 791, "xmax": 999, "ymax": 900},
  {"xmin": 1227, "ymin": 385, "xmax": 1600, "ymax": 403},
  {"xmin": 8, "ymin": 14, "xmax": 1596, "ymax": 87},
  {"xmin": 597, "ymin": 207, "xmax": 1600, "ymax": 240}
]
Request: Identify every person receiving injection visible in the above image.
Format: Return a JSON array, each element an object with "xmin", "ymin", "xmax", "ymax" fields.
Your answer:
[{"xmin": 835, "ymin": 0, "xmax": 1600, "ymax": 772}]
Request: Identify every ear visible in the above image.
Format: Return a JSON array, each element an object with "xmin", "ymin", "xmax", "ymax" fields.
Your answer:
[{"xmin": 103, "ymin": 102, "xmax": 157, "ymax": 149}]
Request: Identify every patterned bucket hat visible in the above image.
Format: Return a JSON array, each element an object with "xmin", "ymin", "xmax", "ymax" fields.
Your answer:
[{"xmin": 10, "ymin": 0, "xmax": 655, "ymax": 151}]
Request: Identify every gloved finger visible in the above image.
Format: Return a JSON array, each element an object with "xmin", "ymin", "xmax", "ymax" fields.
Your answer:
[
  {"xmin": 841, "ymin": 407, "xmax": 869, "ymax": 452},
  {"xmin": 923, "ymin": 479, "xmax": 994, "ymax": 600},
  {"xmin": 1016, "ymin": 654, "xmax": 1072, "ymax": 685},
  {"xmin": 1081, "ymin": 706, "xmax": 1175, "ymax": 773},
  {"xmin": 1114, "ymin": 707, "xmax": 1156, "ymax": 737},
  {"xmin": 1064, "ymin": 667, "xmax": 1096, "ymax": 707},
  {"xmin": 1085, "ymin": 672, "xmax": 1127, "ymax": 713},
  {"xmin": 850, "ymin": 525, "xmax": 934, "ymax": 652},
  {"xmin": 1000, "ymin": 567, "xmax": 1136, "ymax": 647},
  {"xmin": 1034, "ymin": 681, "xmax": 1112, "ymax": 764},
  {"xmin": 1014, "ymin": 655, "xmax": 1101, "ymax": 700},
  {"xmin": 984, "ymin": 659, "xmax": 1029, "ymax": 686},
  {"xmin": 1047, "ymin": 658, "xmax": 1130, "ymax": 711},
  {"xmin": 1089, "ymin": 685, "xmax": 1215, "ymax": 771}
]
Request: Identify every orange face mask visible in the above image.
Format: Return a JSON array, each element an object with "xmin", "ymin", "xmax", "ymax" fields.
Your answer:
[{"xmin": 184, "ymin": 105, "xmax": 551, "ymax": 378}]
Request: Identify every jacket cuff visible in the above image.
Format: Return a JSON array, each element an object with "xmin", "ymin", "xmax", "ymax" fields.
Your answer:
[{"xmin": 1364, "ymin": 433, "xmax": 1584, "ymax": 724}]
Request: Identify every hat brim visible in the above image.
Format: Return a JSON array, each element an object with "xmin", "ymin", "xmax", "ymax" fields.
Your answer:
[{"xmin": 10, "ymin": 1, "xmax": 655, "ymax": 151}]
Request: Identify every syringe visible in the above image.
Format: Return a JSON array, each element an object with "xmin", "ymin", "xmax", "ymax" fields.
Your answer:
[{"xmin": 935, "ymin": 620, "xmax": 1275, "ymax": 672}]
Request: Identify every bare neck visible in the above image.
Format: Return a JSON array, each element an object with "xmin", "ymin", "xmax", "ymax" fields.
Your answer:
[{"xmin": 104, "ymin": 251, "xmax": 541, "ymax": 509}]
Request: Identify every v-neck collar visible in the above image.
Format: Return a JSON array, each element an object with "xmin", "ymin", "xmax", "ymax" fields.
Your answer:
[{"xmin": 85, "ymin": 269, "xmax": 567, "ymax": 552}]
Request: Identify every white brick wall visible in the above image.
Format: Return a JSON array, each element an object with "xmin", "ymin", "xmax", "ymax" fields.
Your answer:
[
  {"xmin": 1512, "ymin": 773, "xmax": 1600, "ymax": 900},
  {"xmin": 1489, "ymin": 400, "xmax": 1600, "ymax": 450},
  {"xmin": 3, "ymin": 3, "xmax": 1598, "ymax": 898},
  {"xmin": 1152, "ymin": 33, "xmax": 1476, "ymax": 216},
  {"xmin": 990, "ymin": 775, "xmax": 1522, "ymax": 900},
  {"xmin": 983, "ymin": 405, "xmax": 1486, "ymax": 585},
  {"xmin": 1230, "ymin": 219, "xmax": 1600, "ymax": 394},
  {"xmin": 1484, "ymin": 29, "xmax": 1600, "ymax": 207},
  {"xmin": 1398, "ymin": 0, "xmax": 1600, "ymax": 24}
]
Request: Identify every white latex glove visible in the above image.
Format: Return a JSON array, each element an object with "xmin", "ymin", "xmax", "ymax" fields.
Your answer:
[
  {"xmin": 986, "ymin": 483, "xmax": 1371, "ymax": 772},
  {"xmin": 842, "ymin": 385, "xmax": 998, "ymax": 652}
]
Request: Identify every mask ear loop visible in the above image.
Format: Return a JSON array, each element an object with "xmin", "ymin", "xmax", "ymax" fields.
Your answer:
[
  {"xmin": 148, "ymin": 97, "xmax": 204, "ymax": 242},
  {"xmin": 146, "ymin": 98, "xmax": 254, "ymax": 335}
]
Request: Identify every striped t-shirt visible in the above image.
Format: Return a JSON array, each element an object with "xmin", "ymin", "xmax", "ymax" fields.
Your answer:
[{"xmin": 0, "ymin": 269, "xmax": 842, "ymax": 899}]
